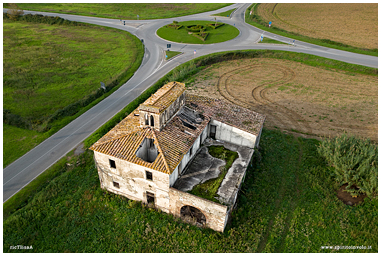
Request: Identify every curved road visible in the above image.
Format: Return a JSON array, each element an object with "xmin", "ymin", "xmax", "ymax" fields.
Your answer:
[{"xmin": 3, "ymin": 4, "xmax": 377, "ymax": 202}]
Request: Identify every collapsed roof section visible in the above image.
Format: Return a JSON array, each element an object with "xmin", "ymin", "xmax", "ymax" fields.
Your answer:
[
  {"xmin": 185, "ymin": 94, "xmax": 265, "ymax": 136},
  {"xmin": 90, "ymin": 83, "xmax": 265, "ymax": 175}
]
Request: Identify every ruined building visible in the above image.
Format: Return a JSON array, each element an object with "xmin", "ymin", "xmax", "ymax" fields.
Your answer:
[{"xmin": 90, "ymin": 81, "xmax": 265, "ymax": 232}]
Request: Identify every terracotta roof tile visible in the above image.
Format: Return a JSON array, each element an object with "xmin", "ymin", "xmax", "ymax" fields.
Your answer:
[
  {"xmin": 90, "ymin": 89, "xmax": 265, "ymax": 175},
  {"xmin": 185, "ymin": 93, "xmax": 266, "ymax": 136},
  {"xmin": 140, "ymin": 81, "xmax": 185, "ymax": 113}
]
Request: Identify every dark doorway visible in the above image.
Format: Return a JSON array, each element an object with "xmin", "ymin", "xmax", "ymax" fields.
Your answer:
[
  {"xmin": 210, "ymin": 125, "xmax": 217, "ymax": 140},
  {"xmin": 180, "ymin": 205, "xmax": 206, "ymax": 225},
  {"xmin": 146, "ymin": 192, "xmax": 155, "ymax": 205}
]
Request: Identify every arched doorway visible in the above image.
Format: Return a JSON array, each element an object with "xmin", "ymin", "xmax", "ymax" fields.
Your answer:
[{"xmin": 180, "ymin": 205, "xmax": 206, "ymax": 225}]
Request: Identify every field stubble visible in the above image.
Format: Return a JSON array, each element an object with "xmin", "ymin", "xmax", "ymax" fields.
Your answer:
[
  {"xmin": 257, "ymin": 3, "xmax": 378, "ymax": 50},
  {"xmin": 186, "ymin": 58, "xmax": 377, "ymax": 141}
]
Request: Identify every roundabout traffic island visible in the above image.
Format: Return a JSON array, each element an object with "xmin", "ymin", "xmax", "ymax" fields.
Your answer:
[{"xmin": 157, "ymin": 20, "xmax": 239, "ymax": 44}]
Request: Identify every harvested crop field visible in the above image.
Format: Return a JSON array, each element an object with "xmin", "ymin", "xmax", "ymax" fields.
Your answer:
[
  {"xmin": 186, "ymin": 58, "xmax": 378, "ymax": 141},
  {"xmin": 257, "ymin": 3, "xmax": 378, "ymax": 49}
]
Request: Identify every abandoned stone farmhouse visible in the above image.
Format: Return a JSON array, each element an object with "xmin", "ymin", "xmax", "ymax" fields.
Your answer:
[{"xmin": 90, "ymin": 81, "xmax": 265, "ymax": 232}]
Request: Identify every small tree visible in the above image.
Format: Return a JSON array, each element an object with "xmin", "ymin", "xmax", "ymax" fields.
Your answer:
[{"xmin": 7, "ymin": 3, "xmax": 24, "ymax": 21}]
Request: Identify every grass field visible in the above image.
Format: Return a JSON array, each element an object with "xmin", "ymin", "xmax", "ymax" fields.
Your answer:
[
  {"xmin": 7, "ymin": 3, "xmax": 232, "ymax": 20},
  {"xmin": 3, "ymin": 129, "xmax": 377, "ymax": 253},
  {"xmin": 4, "ymin": 50, "xmax": 377, "ymax": 253},
  {"xmin": 3, "ymin": 19, "xmax": 143, "ymax": 167},
  {"xmin": 157, "ymin": 20, "xmax": 239, "ymax": 44},
  {"xmin": 246, "ymin": 4, "xmax": 378, "ymax": 56}
]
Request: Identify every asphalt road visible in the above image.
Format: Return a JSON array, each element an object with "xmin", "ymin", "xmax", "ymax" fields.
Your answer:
[{"xmin": 3, "ymin": 4, "xmax": 378, "ymax": 202}]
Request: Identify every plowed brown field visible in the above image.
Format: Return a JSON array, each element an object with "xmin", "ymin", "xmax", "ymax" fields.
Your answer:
[
  {"xmin": 257, "ymin": 3, "xmax": 378, "ymax": 49},
  {"xmin": 186, "ymin": 58, "xmax": 378, "ymax": 140}
]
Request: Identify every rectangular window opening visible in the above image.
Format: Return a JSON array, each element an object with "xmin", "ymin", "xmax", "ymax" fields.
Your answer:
[
  {"xmin": 109, "ymin": 159, "xmax": 116, "ymax": 169},
  {"xmin": 113, "ymin": 181, "xmax": 120, "ymax": 188},
  {"xmin": 146, "ymin": 171, "xmax": 153, "ymax": 181}
]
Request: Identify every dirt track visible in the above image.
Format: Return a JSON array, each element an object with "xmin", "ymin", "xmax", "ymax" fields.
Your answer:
[{"xmin": 186, "ymin": 58, "xmax": 378, "ymax": 141}]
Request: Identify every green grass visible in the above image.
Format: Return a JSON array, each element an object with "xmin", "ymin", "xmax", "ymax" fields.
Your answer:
[
  {"xmin": 165, "ymin": 51, "xmax": 182, "ymax": 60},
  {"xmin": 3, "ymin": 124, "xmax": 51, "ymax": 168},
  {"xmin": 7, "ymin": 3, "xmax": 232, "ymax": 20},
  {"xmin": 3, "ymin": 50, "xmax": 377, "ymax": 252},
  {"xmin": 246, "ymin": 4, "xmax": 377, "ymax": 56},
  {"xmin": 3, "ymin": 129, "xmax": 377, "ymax": 252},
  {"xmin": 157, "ymin": 20, "xmax": 239, "ymax": 44},
  {"xmin": 3, "ymin": 20, "xmax": 137, "ymax": 123},
  {"xmin": 3, "ymin": 19, "xmax": 143, "ymax": 167},
  {"xmin": 211, "ymin": 8, "xmax": 236, "ymax": 17},
  {"xmin": 188, "ymin": 146, "xmax": 239, "ymax": 203},
  {"xmin": 258, "ymin": 37, "xmax": 288, "ymax": 45}
]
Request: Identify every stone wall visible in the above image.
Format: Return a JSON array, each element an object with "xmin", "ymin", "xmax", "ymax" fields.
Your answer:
[
  {"xmin": 169, "ymin": 188, "xmax": 229, "ymax": 232},
  {"xmin": 94, "ymin": 151, "xmax": 171, "ymax": 212}
]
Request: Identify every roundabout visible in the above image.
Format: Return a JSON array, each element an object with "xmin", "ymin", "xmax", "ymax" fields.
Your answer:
[
  {"xmin": 3, "ymin": 3, "xmax": 378, "ymax": 202},
  {"xmin": 156, "ymin": 20, "xmax": 239, "ymax": 44}
]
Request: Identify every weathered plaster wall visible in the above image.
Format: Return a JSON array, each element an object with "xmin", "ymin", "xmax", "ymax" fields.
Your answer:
[
  {"xmin": 139, "ymin": 92, "xmax": 185, "ymax": 131},
  {"xmin": 169, "ymin": 126, "xmax": 208, "ymax": 187},
  {"xmin": 169, "ymin": 188, "xmax": 229, "ymax": 232},
  {"xmin": 160, "ymin": 93, "xmax": 185, "ymax": 129},
  {"xmin": 210, "ymin": 119, "xmax": 257, "ymax": 148},
  {"xmin": 94, "ymin": 151, "xmax": 170, "ymax": 212}
]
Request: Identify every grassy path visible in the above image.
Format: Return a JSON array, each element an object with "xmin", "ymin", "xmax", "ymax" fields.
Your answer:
[{"xmin": 274, "ymin": 140, "xmax": 302, "ymax": 252}]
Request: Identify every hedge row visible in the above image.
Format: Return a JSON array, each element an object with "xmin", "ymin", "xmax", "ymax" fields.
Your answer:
[
  {"xmin": 4, "ymin": 13, "xmax": 86, "ymax": 27},
  {"xmin": 185, "ymin": 25, "xmax": 206, "ymax": 32},
  {"xmin": 166, "ymin": 24, "xmax": 183, "ymax": 30},
  {"xmin": 3, "ymin": 109, "xmax": 31, "ymax": 130},
  {"xmin": 207, "ymin": 23, "xmax": 224, "ymax": 29},
  {"xmin": 192, "ymin": 32, "xmax": 208, "ymax": 42}
]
